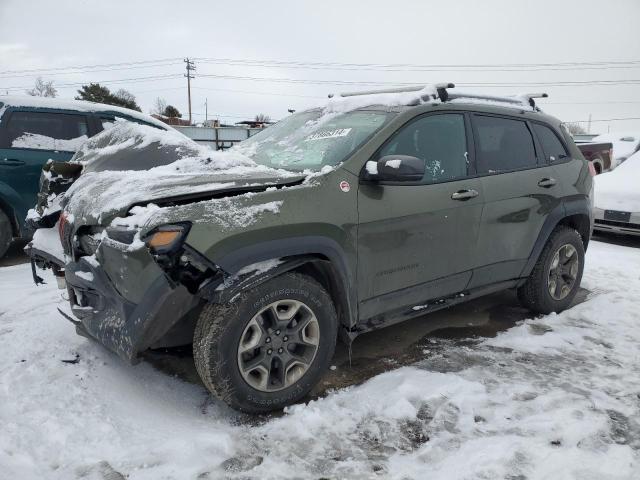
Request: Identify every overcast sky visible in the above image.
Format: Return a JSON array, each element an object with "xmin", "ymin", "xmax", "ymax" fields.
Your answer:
[{"xmin": 1, "ymin": 0, "xmax": 639, "ymax": 132}]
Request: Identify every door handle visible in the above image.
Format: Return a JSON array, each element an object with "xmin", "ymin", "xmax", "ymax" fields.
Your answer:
[
  {"xmin": 538, "ymin": 178, "xmax": 557, "ymax": 188},
  {"xmin": 451, "ymin": 189, "xmax": 479, "ymax": 201},
  {"xmin": 0, "ymin": 158, "xmax": 26, "ymax": 166}
]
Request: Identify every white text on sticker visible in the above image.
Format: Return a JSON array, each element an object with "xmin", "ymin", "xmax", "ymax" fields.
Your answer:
[{"xmin": 304, "ymin": 128, "xmax": 352, "ymax": 142}]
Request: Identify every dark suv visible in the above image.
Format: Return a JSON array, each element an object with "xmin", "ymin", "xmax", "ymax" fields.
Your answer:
[{"xmin": 47, "ymin": 85, "xmax": 594, "ymax": 413}]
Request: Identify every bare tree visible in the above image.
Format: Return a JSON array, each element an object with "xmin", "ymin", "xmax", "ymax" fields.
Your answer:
[
  {"xmin": 114, "ymin": 89, "xmax": 135, "ymax": 103},
  {"xmin": 26, "ymin": 77, "xmax": 57, "ymax": 97},
  {"xmin": 152, "ymin": 97, "xmax": 168, "ymax": 116},
  {"xmin": 565, "ymin": 122, "xmax": 588, "ymax": 135},
  {"xmin": 255, "ymin": 113, "xmax": 271, "ymax": 123}
]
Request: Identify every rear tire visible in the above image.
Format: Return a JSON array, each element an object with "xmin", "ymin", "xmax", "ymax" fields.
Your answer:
[
  {"xmin": 518, "ymin": 226, "xmax": 585, "ymax": 315},
  {"xmin": 0, "ymin": 209, "xmax": 12, "ymax": 259},
  {"xmin": 193, "ymin": 272, "xmax": 338, "ymax": 413}
]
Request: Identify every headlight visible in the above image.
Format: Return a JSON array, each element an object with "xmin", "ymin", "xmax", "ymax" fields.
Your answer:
[{"xmin": 144, "ymin": 223, "xmax": 191, "ymax": 254}]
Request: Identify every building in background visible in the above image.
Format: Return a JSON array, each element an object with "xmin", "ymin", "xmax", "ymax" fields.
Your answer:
[{"xmin": 174, "ymin": 122, "xmax": 268, "ymax": 150}]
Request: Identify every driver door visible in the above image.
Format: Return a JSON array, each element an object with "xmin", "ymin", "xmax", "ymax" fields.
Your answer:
[{"xmin": 356, "ymin": 112, "xmax": 483, "ymax": 320}]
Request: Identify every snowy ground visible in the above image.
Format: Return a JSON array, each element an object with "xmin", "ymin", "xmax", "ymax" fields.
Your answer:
[{"xmin": 1, "ymin": 238, "xmax": 639, "ymax": 480}]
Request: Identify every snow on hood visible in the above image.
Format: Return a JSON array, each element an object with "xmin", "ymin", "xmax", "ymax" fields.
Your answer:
[
  {"xmin": 594, "ymin": 150, "xmax": 640, "ymax": 212},
  {"xmin": 62, "ymin": 122, "xmax": 302, "ymax": 226}
]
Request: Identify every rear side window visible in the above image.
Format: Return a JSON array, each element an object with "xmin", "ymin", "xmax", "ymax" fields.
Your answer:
[
  {"xmin": 532, "ymin": 123, "xmax": 568, "ymax": 163},
  {"xmin": 474, "ymin": 115, "xmax": 537, "ymax": 174},
  {"xmin": 0, "ymin": 111, "xmax": 89, "ymax": 151},
  {"xmin": 377, "ymin": 113, "xmax": 469, "ymax": 184}
]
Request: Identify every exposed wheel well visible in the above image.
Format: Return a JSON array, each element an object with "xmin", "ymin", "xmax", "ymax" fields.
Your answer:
[
  {"xmin": 291, "ymin": 258, "xmax": 353, "ymax": 342},
  {"xmin": 558, "ymin": 213, "xmax": 591, "ymax": 249},
  {"xmin": 151, "ymin": 255, "xmax": 354, "ymax": 350}
]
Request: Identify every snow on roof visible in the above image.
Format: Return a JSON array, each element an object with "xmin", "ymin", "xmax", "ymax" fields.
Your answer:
[
  {"xmin": 0, "ymin": 94, "xmax": 171, "ymax": 130},
  {"xmin": 324, "ymin": 85, "xmax": 437, "ymax": 112},
  {"xmin": 322, "ymin": 86, "xmax": 538, "ymax": 113}
]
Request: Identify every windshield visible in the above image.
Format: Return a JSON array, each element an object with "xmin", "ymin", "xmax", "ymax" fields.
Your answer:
[{"xmin": 233, "ymin": 109, "xmax": 392, "ymax": 171}]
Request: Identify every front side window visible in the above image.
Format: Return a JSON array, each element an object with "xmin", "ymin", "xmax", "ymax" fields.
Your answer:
[
  {"xmin": 233, "ymin": 109, "xmax": 392, "ymax": 171},
  {"xmin": 1, "ymin": 111, "xmax": 89, "ymax": 151},
  {"xmin": 474, "ymin": 115, "xmax": 537, "ymax": 174},
  {"xmin": 532, "ymin": 123, "xmax": 568, "ymax": 163},
  {"xmin": 376, "ymin": 113, "xmax": 469, "ymax": 184}
]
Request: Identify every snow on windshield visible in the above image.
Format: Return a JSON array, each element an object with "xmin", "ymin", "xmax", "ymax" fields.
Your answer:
[{"xmin": 233, "ymin": 109, "xmax": 390, "ymax": 171}]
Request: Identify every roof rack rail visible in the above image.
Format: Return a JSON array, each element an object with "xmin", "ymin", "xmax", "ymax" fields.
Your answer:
[
  {"xmin": 436, "ymin": 84, "xmax": 548, "ymax": 110},
  {"xmin": 328, "ymin": 85, "xmax": 427, "ymax": 98},
  {"xmin": 327, "ymin": 83, "xmax": 548, "ymax": 110},
  {"xmin": 521, "ymin": 93, "xmax": 548, "ymax": 109}
]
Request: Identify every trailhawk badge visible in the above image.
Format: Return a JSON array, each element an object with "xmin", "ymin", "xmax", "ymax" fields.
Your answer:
[{"xmin": 339, "ymin": 180, "xmax": 351, "ymax": 192}]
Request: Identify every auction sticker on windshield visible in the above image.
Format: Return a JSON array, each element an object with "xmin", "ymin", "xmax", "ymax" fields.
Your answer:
[{"xmin": 304, "ymin": 128, "xmax": 352, "ymax": 142}]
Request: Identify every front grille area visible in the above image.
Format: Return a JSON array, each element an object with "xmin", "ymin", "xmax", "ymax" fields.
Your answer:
[{"xmin": 595, "ymin": 219, "xmax": 640, "ymax": 230}]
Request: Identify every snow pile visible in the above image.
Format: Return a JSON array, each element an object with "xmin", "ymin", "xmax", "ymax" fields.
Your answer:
[
  {"xmin": 1, "ymin": 240, "xmax": 639, "ymax": 479},
  {"xmin": 594, "ymin": 150, "xmax": 640, "ymax": 212},
  {"xmin": 593, "ymin": 132, "xmax": 640, "ymax": 166}
]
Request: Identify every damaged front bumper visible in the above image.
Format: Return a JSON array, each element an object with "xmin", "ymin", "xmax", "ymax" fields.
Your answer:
[{"xmin": 62, "ymin": 238, "xmax": 221, "ymax": 363}]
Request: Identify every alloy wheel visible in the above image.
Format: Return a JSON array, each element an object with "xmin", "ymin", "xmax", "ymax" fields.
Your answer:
[
  {"xmin": 548, "ymin": 243, "xmax": 579, "ymax": 300},
  {"xmin": 237, "ymin": 299, "xmax": 320, "ymax": 392}
]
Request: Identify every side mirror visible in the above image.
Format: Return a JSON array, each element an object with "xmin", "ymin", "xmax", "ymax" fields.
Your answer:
[{"xmin": 363, "ymin": 155, "xmax": 425, "ymax": 182}]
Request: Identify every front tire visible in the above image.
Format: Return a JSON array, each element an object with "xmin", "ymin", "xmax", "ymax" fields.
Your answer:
[
  {"xmin": 193, "ymin": 272, "xmax": 338, "ymax": 413},
  {"xmin": 518, "ymin": 226, "xmax": 585, "ymax": 314},
  {"xmin": 0, "ymin": 210, "xmax": 12, "ymax": 259}
]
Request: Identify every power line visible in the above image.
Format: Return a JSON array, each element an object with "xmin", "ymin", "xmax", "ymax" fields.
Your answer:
[
  {"xmin": 2, "ymin": 56, "xmax": 640, "ymax": 78},
  {"xmin": 195, "ymin": 57, "xmax": 640, "ymax": 73},
  {"xmin": 567, "ymin": 116, "xmax": 640, "ymax": 123},
  {"xmin": 0, "ymin": 62, "xmax": 183, "ymax": 79},
  {"xmin": 0, "ymin": 58, "xmax": 183, "ymax": 76},
  {"xmin": 0, "ymin": 74, "xmax": 183, "ymax": 91},
  {"xmin": 191, "ymin": 86, "xmax": 323, "ymax": 99},
  {"xmin": 195, "ymin": 73, "xmax": 640, "ymax": 88}
]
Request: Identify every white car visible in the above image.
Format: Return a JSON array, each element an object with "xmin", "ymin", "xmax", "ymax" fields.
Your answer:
[
  {"xmin": 592, "ymin": 132, "xmax": 640, "ymax": 169},
  {"xmin": 593, "ymin": 150, "xmax": 640, "ymax": 236}
]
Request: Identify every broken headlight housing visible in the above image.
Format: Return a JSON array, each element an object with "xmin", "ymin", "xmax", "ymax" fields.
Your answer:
[
  {"xmin": 143, "ymin": 223, "xmax": 222, "ymax": 293},
  {"xmin": 143, "ymin": 223, "xmax": 191, "ymax": 255}
]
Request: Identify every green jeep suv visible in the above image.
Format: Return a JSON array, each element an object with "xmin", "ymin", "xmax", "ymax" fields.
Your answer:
[{"xmin": 50, "ymin": 85, "xmax": 593, "ymax": 413}]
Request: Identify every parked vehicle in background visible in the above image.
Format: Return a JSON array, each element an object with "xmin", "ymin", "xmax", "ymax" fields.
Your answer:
[
  {"xmin": 573, "ymin": 133, "xmax": 599, "ymax": 143},
  {"xmin": 592, "ymin": 132, "xmax": 640, "ymax": 169},
  {"xmin": 593, "ymin": 150, "xmax": 640, "ymax": 236},
  {"xmin": 574, "ymin": 141, "xmax": 613, "ymax": 174},
  {"xmin": 44, "ymin": 84, "xmax": 594, "ymax": 413},
  {"xmin": 0, "ymin": 95, "xmax": 171, "ymax": 258}
]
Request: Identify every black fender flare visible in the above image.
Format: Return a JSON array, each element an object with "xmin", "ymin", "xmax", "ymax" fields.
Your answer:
[
  {"xmin": 519, "ymin": 195, "xmax": 592, "ymax": 281},
  {"xmin": 201, "ymin": 236, "xmax": 358, "ymax": 333}
]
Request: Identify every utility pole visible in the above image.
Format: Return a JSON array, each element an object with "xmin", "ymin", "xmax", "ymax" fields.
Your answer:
[
  {"xmin": 184, "ymin": 58, "xmax": 196, "ymax": 125},
  {"xmin": 587, "ymin": 113, "xmax": 592, "ymax": 133},
  {"xmin": 205, "ymin": 98, "xmax": 208, "ymax": 122}
]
